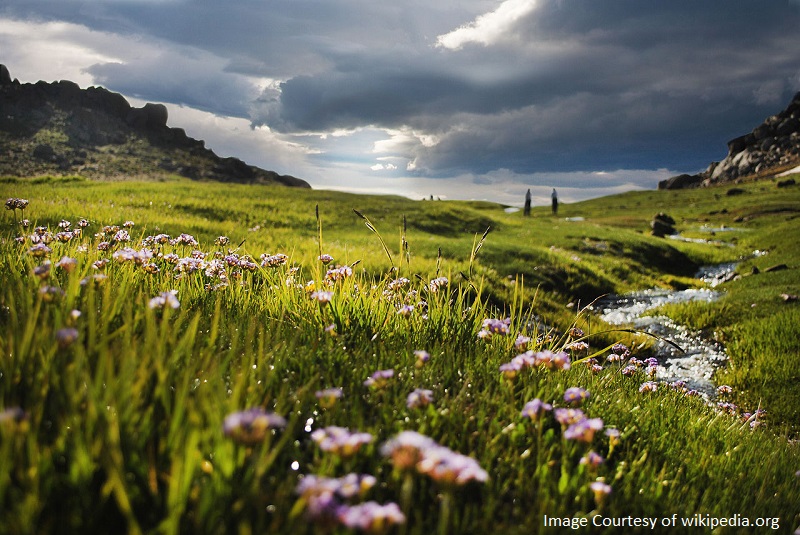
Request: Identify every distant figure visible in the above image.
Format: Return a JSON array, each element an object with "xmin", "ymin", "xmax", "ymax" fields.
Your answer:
[
  {"xmin": 551, "ymin": 188, "xmax": 558, "ymax": 215},
  {"xmin": 524, "ymin": 189, "xmax": 532, "ymax": 216}
]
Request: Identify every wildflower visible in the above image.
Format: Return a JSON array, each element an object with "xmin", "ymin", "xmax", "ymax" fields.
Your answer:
[
  {"xmin": 554, "ymin": 408, "xmax": 586, "ymax": 426},
  {"xmin": 55, "ymin": 231, "xmax": 74, "ymax": 242},
  {"xmin": 20, "ymin": 219, "xmax": 30, "ymax": 228},
  {"xmin": 425, "ymin": 275, "xmax": 448, "ymax": 292},
  {"xmin": 80, "ymin": 274, "xmax": 107, "ymax": 286},
  {"xmin": 611, "ymin": 343, "xmax": 630, "ymax": 357},
  {"xmin": 499, "ymin": 360, "xmax": 522, "ymax": 380},
  {"xmin": 479, "ymin": 318, "xmax": 510, "ymax": 338},
  {"xmin": 112, "ymin": 229, "xmax": 130, "ymax": 243},
  {"xmin": 78, "ymin": 219, "xmax": 89, "ymax": 228},
  {"xmin": 296, "ymin": 473, "xmax": 376, "ymax": 504},
  {"xmin": 670, "ymin": 380, "xmax": 688, "ymax": 392},
  {"xmin": 589, "ymin": 481, "xmax": 612, "ymax": 504},
  {"xmin": 337, "ymin": 501, "xmax": 406, "ymax": 533},
  {"xmin": 606, "ymin": 353, "xmax": 624, "ymax": 363},
  {"xmin": 396, "ymin": 304, "xmax": 415, "ymax": 317},
  {"xmin": 325, "ymin": 265, "xmax": 353, "ymax": 281},
  {"xmin": 38, "ymin": 285, "xmax": 64, "ymax": 302},
  {"xmin": 591, "ymin": 364, "xmax": 604, "ymax": 374},
  {"xmin": 406, "ymin": 389, "xmax": 434, "ymax": 409},
  {"xmin": 569, "ymin": 327, "xmax": 585, "ymax": 338},
  {"xmin": 315, "ymin": 388, "xmax": 343, "ymax": 409},
  {"xmin": 324, "ymin": 323, "xmax": 337, "ymax": 336},
  {"xmin": 318, "ymin": 253, "xmax": 334, "ymax": 264},
  {"xmin": 0, "ymin": 407, "xmax": 28, "ymax": 433},
  {"xmin": 514, "ymin": 334, "xmax": 530, "ymax": 350},
  {"xmin": 381, "ymin": 431, "xmax": 438, "ymax": 471},
  {"xmin": 567, "ymin": 340, "xmax": 590, "ymax": 353},
  {"xmin": 28, "ymin": 243, "xmax": 52, "ymax": 258},
  {"xmin": 55, "ymin": 327, "xmax": 79, "ymax": 349},
  {"xmin": 639, "ymin": 381, "xmax": 658, "ymax": 393},
  {"xmin": 122, "ymin": 220, "xmax": 135, "ymax": 228},
  {"xmin": 564, "ymin": 418, "xmax": 604, "ymax": 442},
  {"xmin": 311, "ymin": 291, "xmax": 333, "ymax": 304},
  {"xmin": 521, "ymin": 398, "xmax": 552, "ymax": 420},
  {"xmin": 363, "ymin": 369, "xmax": 394, "ymax": 389},
  {"xmin": 386, "ymin": 277, "xmax": 410, "ymax": 292},
  {"xmin": 96, "ymin": 241, "xmax": 111, "ymax": 252},
  {"xmin": 261, "ymin": 253, "xmax": 288, "ymax": 267},
  {"xmin": 717, "ymin": 402, "xmax": 738, "ymax": 415},
  {"xmin": 148, "ymin": 290, "xmax": 180, "ymax": 310},
  {"xmin": 580, "ymin": 451, "xmax": 605, "ymax": 468},
  {"xmin": 646, "ymin": 365, "xmax": 658, "ymax": 378},
  {"xmin": 171, "ymin": 233, "xmax": 198, "ymax": 247},
  {"xmin": 311, "ymin": 426, "xmax": 374, "ymax": 457},
  {"xmin": 416, "ymin": 445, "xmax": 489, "ymax": 485},
  {"xmin": 58, "ymin": 220, "xmax": 71, "ymax": 229},
  {"xmin": 33, "ymin": 262, "xmax": 51, "ymax": 279},
  {"xmin": 717, "ymin": 385, "xmax": 733, "ymax": 396},
  {"xmin": 223, "ymin": 408, "xmax": 287, "ymax": 445},
  {"xmin": 92, "ymin": 258, "xmax": 109, "ymax": 270},
  {"xmin": 621, "ymin": 365, "xmax": 637, "ymax": 377},
  {"xmin": 604, "ymin": 428, "xmax": 621, "ymax": 446},
  {"xmin": 414, "ymin": 350, "xmax": 430, "ymax": 367},
  {"xmin": 563, "ymin": 387, "xmax": 590, "ymax": 405},
  {"xmin": 532, "ymin": 350, "xmax": 571, "ymax": 371},
  {"xmin": 56, "ymin": 256, "xmax": 78, "ymax": 273}
]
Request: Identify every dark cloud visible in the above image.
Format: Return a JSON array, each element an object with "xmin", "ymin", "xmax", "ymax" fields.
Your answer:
[{"xmin": 2, "ymin": 0, "xmax": 799, "ymax": 186}]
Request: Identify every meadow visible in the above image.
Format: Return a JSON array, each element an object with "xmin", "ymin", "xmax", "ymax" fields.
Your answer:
[{"xmin": 1, "ymin": 175, "xmax": 799, "ymax": 534}]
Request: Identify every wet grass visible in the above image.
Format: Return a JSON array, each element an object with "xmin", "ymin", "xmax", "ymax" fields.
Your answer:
[{"xmin": 1, "ymin": 175, "xmax": 799, "ymax": 534}]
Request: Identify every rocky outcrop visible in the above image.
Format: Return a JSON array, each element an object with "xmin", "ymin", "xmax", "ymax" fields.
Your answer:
[
  {"xmin": 0, "ymin": 64, "xmax": 310, "ymax": 188},
  {"xmin": 660, "ymin": 92, "xmax": 800, "ymax": 189}
]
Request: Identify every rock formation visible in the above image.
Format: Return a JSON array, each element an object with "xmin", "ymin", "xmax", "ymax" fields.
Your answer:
[
  {"xmin": 0, "ymin": 64, "xmax": 310, "ymax": 188},
  {"xmin": 660, "ymin": 92, "xmax": 800, "ymax": 189}
]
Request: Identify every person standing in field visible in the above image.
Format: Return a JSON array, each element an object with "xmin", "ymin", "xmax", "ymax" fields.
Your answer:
[
  {"xmin": 524, "ymin": 188, "xmax": 532, "ymax": 216},
  {"xmin": 551, "ymin": 188, "xmax": 558, "ymax": 215}
]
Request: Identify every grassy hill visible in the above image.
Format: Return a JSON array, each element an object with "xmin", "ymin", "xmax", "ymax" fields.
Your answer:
[{"xmin": 1, "ymin": 175, "xmax": 799, "ymax": 534}]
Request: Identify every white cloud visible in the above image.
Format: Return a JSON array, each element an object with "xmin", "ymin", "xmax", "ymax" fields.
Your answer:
[{"xmin": 436, "ymin": 0, "xmax": 539, "ymax": 50}]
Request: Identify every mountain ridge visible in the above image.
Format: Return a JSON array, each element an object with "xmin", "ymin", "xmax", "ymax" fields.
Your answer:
[{"xmin": 0, "ymin": 64, "xmax": 310, "ymax": 188}]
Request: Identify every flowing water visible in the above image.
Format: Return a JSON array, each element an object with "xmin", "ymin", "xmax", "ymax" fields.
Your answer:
[{"xmin": 594, "ymin": 263, "xmax": 738, "ymax": 397}]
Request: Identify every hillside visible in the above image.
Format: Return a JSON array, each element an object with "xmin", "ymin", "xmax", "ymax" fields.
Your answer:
[
  {"xmin": 660, "ymin": 91, "xmax": 800, "ymax": 189},
  {"xmin": 0, "ymin": 64, "xmax": 309, "ymax": 187}
]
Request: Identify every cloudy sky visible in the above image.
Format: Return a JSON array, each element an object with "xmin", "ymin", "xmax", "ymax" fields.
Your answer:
[{"xmin": 2, "ymin": 1, "xmax": 800, "ymax": 206}]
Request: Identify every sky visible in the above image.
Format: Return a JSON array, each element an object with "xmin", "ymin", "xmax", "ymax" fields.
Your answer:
[{"xmin": 2, "ymin": 0, "xmax": 800, "ymax": 207}]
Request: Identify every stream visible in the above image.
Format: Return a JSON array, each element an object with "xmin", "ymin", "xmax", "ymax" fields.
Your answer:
[{"xmin": 594, "ymin": 263, "xmax": 739, "ymax": 398}]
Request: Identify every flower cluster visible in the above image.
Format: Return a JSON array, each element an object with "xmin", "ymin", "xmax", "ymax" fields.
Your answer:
[
  {"xmin": 478, "ymin": 317, "xmax": 510, "ymax": 339},
  {"xmin": 363, "ymin": 369, "xmax": 394, "ymax": 390},
  {"xmin": 406, "ymin": 389, "xmax": 434, "ymax": 409},
  {"xmin": 223, "ymin": 408, "xmax": 287, "ymax": 445},
  {"xmin": 311, "ymin": 426, "xmax": 374, "ymax": 457},
  {"xmin": 499, "ymin": 350, "xmax": 571, "ymax": 379},
  {"xmin": 5, "ymin": 197, "xmax": 29, "ymax": 211},
  {"xmin": 381, "ymin": 431, "xmax": 489, "ymax": 485},
  {"xmin": 148, "ymin": 290, "xmax": 180, "ymax": 310}
]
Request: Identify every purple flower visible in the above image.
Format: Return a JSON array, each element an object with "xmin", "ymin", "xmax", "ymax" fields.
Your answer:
[
  {"xmin": 318, "ymin": 253, "xmax": 334, "ymax": 265},
  {"xmin": 337, "ymin": 501, "xmax": 406, "ymax": 533},
  {"xmin": 554, "ymin": 408, "xmax": 586, "ymax": 426},
  {"xmin": 521, "ymin": 398, "xmax": 552, "ymax": 420},
  {"xmin": 589, "ymin": 481, "xmax": 612, "ymax": 503},
  {"xmin": 223, "ymin": 408, "xmax": 287, "ymax": 445},
  {"xmin": 563, "ymin": 387, "xmax": 590, "ymax": 405},
  {"xmin": 639, "ymin": 381, "xmax": 658, "ymax": 393},
  {"xmin": 56, "ymin": 256, "xmax": 78, "ymax": 273},
  {"xmin": 381, "ymin": 431, "xmax": 438, "ymax": 471},
  {"xmin": 564, "ymin": 418, "xmax": 604, "ymax": 442},
  {"xmin": 311, "ymin": 291, "xmax": 333, "ymax": 304},
  {"xmin": 311, "ymin": 426, "xmax": 374, "ymax": 457},
  {"xmin": 148, "ymin": 290, "xmax": 180, "ymax": 310},
  {"xmin": 315, "ymin": 388, "xmax": 343, "ymax": 409},
  {"xmin": 55, "ymin": 327, "xmax": 79, "ymax": 349},
  {"xmin": 406, "ymin": 389, "xmax": 434, "ymax": 409},
  {"xmin": 621, "ymin": 365, "xmax": 637, "ymax": 377},
  {"xmin": 717, "ymin": 385, "xmax": 733, "ymax": 395},
  {"xmin": 479, "ymin": 318, "xmax": 510, "ymax": 337},
  {"xmin": 416, "ymin": 445, "xmax": 489, "ymax": 485},
  {"xmin": 414, "ymin": 350, "xmax": 430, "ymax": 367},
  {"xmin": 533, "ymin": 350, "xmax": 571, "ymax": 371},
  {"xmin": 428, "ymin": 276, "xmax": 448, "ymax": 292},
  {"xmin": 363, "ymin": 369, "xmax": 394, "ymax": 389},
  {"xmin": 580, "ymin": 451, "xmax": 605, "ymax": 468}
]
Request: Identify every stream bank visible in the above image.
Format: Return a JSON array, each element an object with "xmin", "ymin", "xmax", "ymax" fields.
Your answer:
[{"xmin": 594, "ymin": 263, "xmax": 738, "ymax": 398}]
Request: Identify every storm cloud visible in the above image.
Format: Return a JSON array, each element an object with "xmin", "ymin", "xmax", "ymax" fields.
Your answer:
[{"xmin": 1, "ymin": 0, "xmax": 799, "ymax": 203}]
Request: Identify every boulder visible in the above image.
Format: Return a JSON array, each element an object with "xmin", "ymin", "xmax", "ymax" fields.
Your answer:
[
  {"xmin": 0, "ymin": 64, "xmax": 11, "ymax": 85},
  {"xmin": 650, "ymin": 213, "xmax": 676, "ymax": 237},
  {"xmin": 658, "ymin": 173, "xmax": 703, "ymax": 190}
]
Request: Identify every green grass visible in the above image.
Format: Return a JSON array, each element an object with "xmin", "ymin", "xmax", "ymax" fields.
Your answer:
[{"xmin": 1, "ymin": 176, "xmax": 799, "ymax": 534}]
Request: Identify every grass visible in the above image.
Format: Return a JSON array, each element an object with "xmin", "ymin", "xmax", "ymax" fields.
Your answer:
[{"xmin": 1, "ymin": 175, "xmax": 799, "ymax": 534}]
